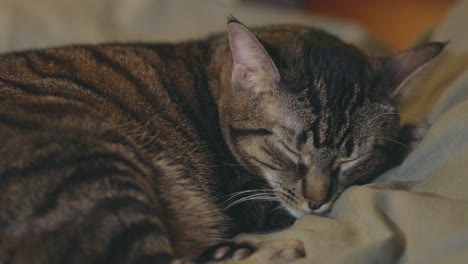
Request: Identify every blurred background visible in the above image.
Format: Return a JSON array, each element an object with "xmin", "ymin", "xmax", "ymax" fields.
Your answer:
[
  {"xmin": 307, "ymin": 0, "xmax": 455, "ymax": 51},
  {"xmin": 0, "ymin": 0, "xmax": 457, "ymax": 54}
]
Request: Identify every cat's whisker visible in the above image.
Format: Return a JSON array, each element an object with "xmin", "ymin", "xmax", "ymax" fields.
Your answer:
[
  {"xmin": 262, "ymin": 178, "xmax": 283, "ymax": 187},
  {"xmin": 358, "ymin": 136, "xmax": 410, "ymax": 148},
  {"xmin": 366, "ymin": 111, "xmax": 424, "ymax": 128},
  {"xmin": 250, "ymin": 183, "xmax": 273, "ymax": 190},
  {"xmin": 220, "ymin": 190, "xmax": 260, "ymax": 201},
  {"xmin": 268, "ymin": 204, "xmax": 286, "ymax": 214},
  {"xmin": 268, "ymin": 179, "xmax": 283, "ymax": 184},
  {"xmin": 277, "ymin": 193, "xmax": 298, "ymax": 203},
  {"xmin": 219, "ymin": 189, "xmax": 276, "ymax": 206},
  {"xmin": 365, "ymin": 112, "xmax": 398, "ymax": 128},
  {"xmin": 223, "ymin": 197, "xmax": 280, "ymax": 211},
  {"xmin": 218, "ymin": 161, "xmax": 287, "ymax": 172},
  {"xmin": 259, "ymin": 187, "xmax": 295, "ymax": 202},
  {"xmin": 223, "ymin": 196, "xmax": 273, "ymax": 211},
  {"xmin": 247, "ymin": 179, "xmax": 272, "ymax": 188},
  {"xmin": 219, "ymin": 189, "xmax": 274, "ymax": 200},
  {"xmin": 222, "ymin": 194, "xmax": 279, "ymax": 211}
]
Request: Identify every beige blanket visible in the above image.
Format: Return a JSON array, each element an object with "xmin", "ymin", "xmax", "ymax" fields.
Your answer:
[
  {"xmin": 0, "ymin": 0, "xmax": 378, "ymax": 53},
  {"xmin": 1, "ymin": 1, "xmax": 467, "ymax": 263}
]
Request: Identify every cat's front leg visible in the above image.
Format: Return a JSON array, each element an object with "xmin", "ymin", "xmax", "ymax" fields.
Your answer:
[
  {"xmin": 195, "ymin": 241, "xmax": 255, "ymax": 263},
  {"xmin": 225, "ymin": 200, "xmax": 296, "ymax": 234}
]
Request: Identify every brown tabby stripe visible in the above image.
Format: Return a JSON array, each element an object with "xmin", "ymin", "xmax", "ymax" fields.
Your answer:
[
  {"xmin": 0, "ymin": 112, "xmax": 45, "ymax": 130},
  {"xmin": 0, "ymin": 76, "xmax": 77, "ymax": 101},
  {"xmin": 303, "ymin": 87, "xmax": 321, "ymax": 115},
  {"xmin": 82, "ymin": 197, "xmax": 169, "ymax": 263},
  {"xmin": 336, "ymin": 128, "xmax": 352, "ymax": 149},
  {"xmin": 1, "ymin": 150, "xmax": 145, "ymax": 181},
  {"xmin": 33, "ymin": 165, "xmax": 143, "ymax": 216},
  {"xmin": 260, "ymin": 146, "xmax": 289, "ymax": 168},
  {"xmin": 77, "ymin": 47, "xmax": 165, "ymax": 117},
  {"xmin": 310, "ymin": 117, "xmax": 322, "ymax": 148},
  {"xmin": 104, "ymin": 221, "xmax": 165, "ymax": 263},
  {"xmin": 249, "ymin": 156, "xmax": 281, "ymax": 171},
  {"xmin": 138, "ymin": 45, "xmax": 217, "ymax": 140},
  {"xmin": 11, "ymin": 53, "xmax": 141, "ymax": 120},
  {"xmin": 0, "ymin": 148, "xmax": 65, "ymax": 180},
  {"xmin": 90, "ymin": 45, "xmax": 214, "ymax": 144},
  {"xmin": 28, "ymin": 49, "xmax": 184, "ymax": 145}
]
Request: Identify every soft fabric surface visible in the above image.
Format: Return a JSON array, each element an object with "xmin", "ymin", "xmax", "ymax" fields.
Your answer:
[
  {"xmin": 236, "ymin": 1, "xmax": 468, "ymax": 263},
  {"xmin": 0, "ymin": 0, "xmax": 380, "ymax": 53},
  {"xmin": 1, "ymin": 1, "xmax": 467, "ymax": 263}
]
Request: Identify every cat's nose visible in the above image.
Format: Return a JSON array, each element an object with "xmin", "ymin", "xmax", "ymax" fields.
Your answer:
[{"xmin": 308, "ymin": 200, "xmax": 324, "ymax": 210}]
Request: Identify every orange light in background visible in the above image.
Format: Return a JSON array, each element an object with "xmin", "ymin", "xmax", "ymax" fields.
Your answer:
[{"xmin": 308, "ymin": 0, "xmax": 456, "ymax": 51}]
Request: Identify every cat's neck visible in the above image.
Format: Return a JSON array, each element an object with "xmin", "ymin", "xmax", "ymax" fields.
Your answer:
[
  {"xmin": 186, "ymin": 36, "xmax": 254, "ymax": 192},
  {"xmin": 169, "ymin": 36, "xmax": 238, "ymax": 160}
]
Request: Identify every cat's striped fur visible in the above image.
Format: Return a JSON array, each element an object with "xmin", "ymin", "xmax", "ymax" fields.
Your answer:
[{"xmin": 0, "ymin": 19, "xmax": 444, "ymax": 263}]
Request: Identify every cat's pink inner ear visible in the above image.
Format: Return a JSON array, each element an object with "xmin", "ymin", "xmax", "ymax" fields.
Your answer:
[
  {"xmin": 228, "ymin": 22, "xmax": 280, "ymax": 86},
  {"xmin": 232, "ymin": 64, "xmax": 255, "ymax": 82}
]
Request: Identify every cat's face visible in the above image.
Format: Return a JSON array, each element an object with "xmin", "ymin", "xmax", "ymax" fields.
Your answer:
[
  {"xmin": 222, "ymin": 85, "xmax": 401, "ymax": 217},
  {"xmin": 219, "ymin": 21, "xmax": 444, "ymax": 218}
]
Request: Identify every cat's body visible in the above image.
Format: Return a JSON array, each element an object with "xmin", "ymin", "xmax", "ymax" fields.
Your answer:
[{"xmin": 0, "ymin": 20, "xmax": 443, "ymax": 263}]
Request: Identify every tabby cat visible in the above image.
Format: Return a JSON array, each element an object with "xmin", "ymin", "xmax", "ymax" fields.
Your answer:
[{"xmin": 0, "ymin": 18, "xmax": 444, "ymax": 263}]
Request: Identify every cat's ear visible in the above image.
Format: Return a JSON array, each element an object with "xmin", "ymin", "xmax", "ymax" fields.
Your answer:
[
  {"xmin": 227, "ymin": 21, "xmax": 280, "ymax": 91},
  {"xmin": 384, "ymin": 42, "xmax": 446, "ymax": 98}
]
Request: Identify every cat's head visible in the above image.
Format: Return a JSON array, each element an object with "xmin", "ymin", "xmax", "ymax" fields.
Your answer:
[{"xmin": 218, "ymin": 20, "xmax": 444, "ymax": 218}]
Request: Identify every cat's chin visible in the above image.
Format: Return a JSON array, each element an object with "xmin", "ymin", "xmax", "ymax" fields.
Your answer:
[
  {"xmin": 311, "ymin": 201, "xmax": 333, "ymax": 215},
  {"xmin": 283, "ymin": 202, "xmax": 310, "ymax": 219},
  {"xmin": 284, "ymin": 201, "xmax": 333, "ymax": 219},
  {"xmin": 285, "ymin": 207, "xmax": 308, "ymax": 219}
]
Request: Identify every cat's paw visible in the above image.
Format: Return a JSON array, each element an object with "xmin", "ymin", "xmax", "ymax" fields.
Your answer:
[
  {"xmin": 196, "ymin": 240, "xmax": 305, "ymax": 264},
  {"xmin": 249, "ymin": 240, "xmax": 305, "ymax": 263},
  {"xmin": 195, "ymin": 242, "xmax": 254, "ymax": 263}
]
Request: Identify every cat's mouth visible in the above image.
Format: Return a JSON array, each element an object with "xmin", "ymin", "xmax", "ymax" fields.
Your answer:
[
  {"xmin": 310, "ymin": 201, "xmax": 333, "ymax": 214},
  {"xmin": 264, "ymin": 172, "xmax": 339, "ymax": 218},
  {"xmin": 279, "ymin": 190, "xmax": 344, "ymax": 218},
  {"xmin": 283, "ymin": 201, "xmax": 333, "ymax": 218}
]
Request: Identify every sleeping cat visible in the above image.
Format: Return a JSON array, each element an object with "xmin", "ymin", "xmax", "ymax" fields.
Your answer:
[{"xmin": 0, "ymin": 18, "xmax": 443, "ymax": 263}]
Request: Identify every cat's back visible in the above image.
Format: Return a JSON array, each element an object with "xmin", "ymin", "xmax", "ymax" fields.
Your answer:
[
  {"xmin": 0, "ymin": 41, "xmax": 223, "ymax": 195},
  {"xmin": 0, "ymin": 42, "xmax": 217, "ymax": 146},
  {"xmin": 0, "ymin": 41, "xmax": 231, "ymax": 258},
  {"xmin": 0, "ymin": 43, "xmax": 199, "ymax": 118}
]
